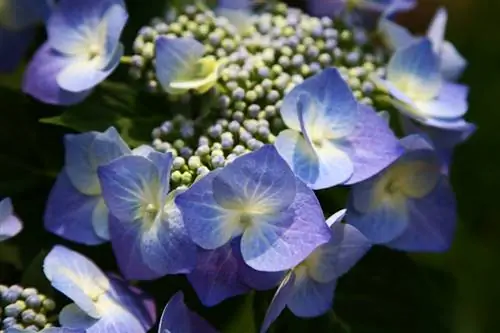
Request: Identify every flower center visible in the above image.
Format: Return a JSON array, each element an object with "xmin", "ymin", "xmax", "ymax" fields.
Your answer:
[{"xmin": 88, "ymin": 44, "xmax": 101, "ymax": 60}]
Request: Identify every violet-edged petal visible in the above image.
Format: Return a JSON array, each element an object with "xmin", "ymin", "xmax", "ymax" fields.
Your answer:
[
  {"xmin": 387, "ymin": 177, "xmax": 456, "ymax": 252},
  {"xmin": 47, "ymin": 0, "xmax": 126, "ymax": 56},
  {"xmin": 440, "ymin": 41, "xmax": 467, "ymax": 81},
  {"xmin": 44, "ymin": 171, "xmax": 106, "ymax": 245},
  {"xmin": 387, "ymin": 38, "xmax": 442, "ymax": 101},
  {"xmin": 155, "ymin": 36, "xmax": 208, "ymax": 94},
  {"xmin": 56, "ymin": 44, "xmax": 124, "ymax": 93},
  {"xmin": 59, "ymin": 294, "xmax": 150, "ymax": 333},
  {"xmin": 212, "ymin": 144, "xmax": 296, "ymax": 212},
  {"xmin": 175, "ymin": 170, "xmax": 237, "ymax": 250},
  {"xmin": 0, "ymin": 0, "xmax": 52, "ymax": 30},
  {"xmin": 43, "ymin": 245, "xmax": 109, "ymax": 319},
  {"xmin": 159, "ymin": 292, "xmax": 218, "ymax": 333},
  {"xmin": 0, "ymin": 198, "xmax": 22, "ymax": 242},
  {"xmin": 260, "ymin": 272, "xmax": 295, "ymax": 333},
  {"xmin": 22, "ymin": 43, "xmax": 92, "ymax": 105},
  {"xmin": 280, "ymin": 68, "xmax": 358, "ymax": 136},
  {"xmin": 286, "ymin": 274, "xmax": 336, "ymax": 318},
  {"xmin": 105, "ymin": 274, "xmax": 156, "ymax": 331},
  {"xmin": 274, "ymin": 129, "xmax": 353, "ymax": 189},
  {"xmin": 0, "ymin": 27, "xmax": 35, "ymax": 73},
  {"xmin": 65, "ymin": 127, "xmax": 130, "ymax": 196},
  {"xmin": 187, "ymin": 241, "xmax": 250, "ymax": 307},
  {"xmin": 241, "ymin": 178, "xmax": 331, "ymax": 272},
  {"xmin": 414, "ymin": 82, "xmax": 468, "ymax": 120},
  {"xmin": 341, "ymin": 104, "xmax": 404, "ymax": 185}
]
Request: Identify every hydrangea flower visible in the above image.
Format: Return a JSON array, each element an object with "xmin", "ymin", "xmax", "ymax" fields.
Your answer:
[
  {"xmin": 274, "ymin": 68, "xmax": 403, "ymax": 189},
  {"xmin": 187, "ymin": 238, "xmax": 284, "ymax": 306},
  {"xmin": 176, "ymin": 144, "xmax": 331, "ymax": 272},
  {"xmin": 159, "ymin": 292, "xmax": 218, "ymax": 333},
  {"xmin": 372, "ymin": 38, "xmax": 469, "ymax": 130},
  {"xmin": 307, "ymin": 0, "xmax": 416, "ymax": 19},
  {"xmin": 346, "ymin": 135, "xmax": 457, "ymax": 252},
  {"xmin": 97, "ymin": 148, "xmax": 197, "ymax": 280},
  {"xmin": 380, "ymin": 7, "xmax": 467, "ymax": 81},
  {"xmin": 23, "ymin": 0, "xmax": 128, "ymax": 105},
  {"xmin": 260, "ymin": 210, "xmax": 371, "ymax": 333},
  {"xmin": 155, "ymin": 36, "xmax": 224, "ymax": 95},
  {"xmin": 44, "ymin": 127, "xmax": 130, "ymax": 245},
  {"xmin": 0, "ymin": 198, "xmax": 22, "ymax": 242},
  {"xmin": 43, "ymin": 245, "xmax": 156, "ymax": 333},
  {"xmin": 0, "ymin": 0, "xmax": 52, "ymax": 72},
  {"xmin": 6, "ymin": 328, "xmax": 83, "ymax": 333}
]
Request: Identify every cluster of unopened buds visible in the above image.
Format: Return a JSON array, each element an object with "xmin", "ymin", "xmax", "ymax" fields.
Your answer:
[{"xmin": 0, "ymin": 0, "xmax": 474, "ymax": 332}]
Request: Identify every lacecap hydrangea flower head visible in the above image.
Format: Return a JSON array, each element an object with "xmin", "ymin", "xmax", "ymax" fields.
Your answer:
[{"xmin": 5, "ymin": 0, "xmax": 474, "ymax": 332}]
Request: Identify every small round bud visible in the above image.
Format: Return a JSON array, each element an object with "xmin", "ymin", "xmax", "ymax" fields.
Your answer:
[
  {"xmin": 2, "ymin": 317, "xmax": 17, "ymax": 328},
  {"xmin": 233, "ymin": 145, "xmax": 245, "ymax": 155},
  {"xmin": 211, "ymin": 155, "xmax": 225, "ymax": 168},
  {"xmin": 188, "ymin": 156, "xmax": 202, "ymax": 170},
  {"xmin": 181, "ymin": 172, "xmax": 193, "ymax": 185},
  {"xmin": 33, "ymin": 313, "xmax": 47, "ymax": 327},
  {"xmin": 173, "ymin": 157, "xmax": 186, "ymax": 170},
  {"xmin": 232, "ymin": 87, "xmax": 245, "ymax": 101},
  {"xmin": 171, "ymin": 170, "xmax": 182, "ymax": 183},
  {"xmin": 267, "ymin": 90, "xmax": 280, "ymax": 103},
  {"xmin": 197, "ymin": 166, "xmax": 210, "ymax": 176},
  {"xmin": 232, "ymin": 111, "xmax": 245, "ymax": 122},
  {"xmin": 21, "ymin": 309, "xmax": 36, "ymax": 324},
  {"xmin": 247, "ymin": 104, "xmax": 261, "ymax": 118}
]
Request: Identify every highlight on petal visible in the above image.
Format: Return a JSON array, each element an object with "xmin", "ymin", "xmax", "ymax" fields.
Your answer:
[
  {"xmin": 387, "ymin": 177, "xmax": 456, "ymax": 252},
  {"xmin": 260, "ymin": 272, "xmax": 296, "ymax": 333},
  {"xmin": 159, "ymin": 292, "xmax": 218, "ymax": 333},
  {"xmin": 22, "ymin": 43, "xmax": 92, "ymax": 105},
  {"xmin": 156, "ymin": 36, "xmax": 222, "ymax": 95},
  {"xmin": 65, "ymin": 127, "xmax": 130, "ymax": 196},
  {"xmin": 280, "ymin": 68, "xmax": 358, "ymax": 136},
  {"xmin": 0, "ymin": 198, "xmax": 22, "ymax": 242},
  {"xmin": 44, "ymin": 171, "xmax": 107, "ymax": 245},
  {"xmin": 440, "ymin": 41, "xmax": 467, "ymax": 81},
  {"xmin": 176, "ymin": 170, "xmax": 238, "ymax": 250},
  {"xmin": 341, "ymin": 105, "xmax": 404, "ymax": 185},
  {"xmin": 274, "ymin": 129, "xmax": 354, "ymax": 189},
  {"xmin": 241, "ymin": 178, "xmax": 331, "ymax": 272},
  {"xmin": 414, "ymin": 82, "xmax": 468, "ymax": 121},
  {"xmin": 386, "ymin": 38, "xmax": 442, "ymax": 101},
  {"xmin": 212, "ymin": 144, "xmax": 297, "ymax": 213},
  {"xmin": 43, "ymin": 245, "xmax": 110, "ymax": 319},
  {"xmin": 427, "ymin": 7, "xmax": 447, "ymax": 52},
  {"xmin": 187, "ymin": 241, "xmax": 250, "ymax": 306}
]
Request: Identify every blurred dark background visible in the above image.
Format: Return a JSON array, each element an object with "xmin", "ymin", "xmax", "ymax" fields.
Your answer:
[{"xmin": 0, "ymin": 0, "xmax": 499, "ymax": 332}]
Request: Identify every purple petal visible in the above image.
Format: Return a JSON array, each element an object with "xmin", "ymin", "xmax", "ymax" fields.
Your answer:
[
  {"xmin": 0, "ymin": 198, "xmax": 22, "ymax": 242},
  {"xmin": 260, "ymin": 272, "xmax": 295, "ymax": 333},
  {"xmin": 187, "ymin": 241, "xmax": 250, "ymax": 307},
  {"xmin": 387, "ymin": 177, "xmax": 456, "ymax": 252},
  {"xmin": 342, "ymin": 105, "xmax": 404, "ymax": 185},
  {"xmin": 286, "ymin": 275, "xmax": 336, "ymax": 318},
  {"xmin": 44, "ymin": 171, "xmax": 106, "ymax": 245},
  {"xmin": 22, "ymin": 42, "xmax": 92, "ymax": 105}
]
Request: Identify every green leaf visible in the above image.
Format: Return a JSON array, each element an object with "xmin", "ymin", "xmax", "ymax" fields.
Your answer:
[
  {"xmin": 0, "ymin": 242, "xmax": 23, "ymax": 270},
  {"xmin": 40, "ymin": 82, "xmax": 166, "ymax": 147},
  {"xmin": 223, "ymin": 292, "xmax": 258, "ymax": 333}
]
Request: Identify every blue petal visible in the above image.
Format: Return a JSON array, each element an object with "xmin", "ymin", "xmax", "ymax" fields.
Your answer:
[
  {"xmin": 260, "ymin": 272, "xmax": 296, "ymax": 333},
  {"xmin": 58, "ymin": 304, "xmax": 97, "ymax": 329},
  {"xmin": 241, "ymin": 179, "xmax": 331, "ymax": 272},
  {"xmin": 342, "ymin": 105, "xmax": 404, "ymax": 185},
  {"xmin": 0, "ymin": 198, "xmax": 22, "ymax": 242},
  {"xmin": 212, "ymin": 145, "xmax": 297, "ymax": 212},
  {"xmin": 176, "ymin": 170, "xmax": 238, "ymax": 250},
  {"xmin": 387, "ymin": 177, "xmax": 456, "ymax": 252},
  {"xmin": 217, "ymin": 0, "xmax": 251, "ymax": 10},
  {"xmin": 98, "ymin": 154, "xmax": 171, "ymax": 223},
  {"xmin": 105, "ymin": 274, "xmax": 156, "ymax": 331},
  {"xmin": 155, "ymin": 36, "xmax": 205, "ymax": 91},
  {"xmin": 306, "ymin": 0, "xmax": 345, "ymax": 17},
  {"xmin": 44, "ymin": 172, "xmax": 106, "ymax": 245},
  {"xmin": 378, "ymin": 18, "xmax": 414, "ymax": 51},
  {"xmin": 65, "ymin": 127, "xmax": 130, "ymax": 196},
  {"xmin": 415, "ymin": 82, "xmax": 468, "ymax": 120},
  {"xmin": 43, "ymin": 245, "xmax": 109, "ymax": 319},
  {"xmin": 0, "ymin": 27, "xmax": 35, "ymax": 73},
  {"xmin": 22, "ymin": 43, "xmax": 92, "ymax": 105},
  {"xmin": 387, "ymin": 38, "xmax": 442, "ymax": 101},
  {"xmin": 280, "ymin": 68, "xmax": 358, "ymax": 136},
  {"xmin": 6, "ymin": 326, "xmax": 85, "ymax": 333},
  {"xmin": 187, "ymin": 241, "xmax": 250, "ymax": 307},
  {"xmin": 286, "ymin": 275, "xmax": 336, "ymax": 318},
  {"xmin": 109, "ymin": 195, "xmax": 197, "ymax": 280},
  {"xmin": 47, "ymin": 0, "xmax": 126, "ymax": 56},
  {"xmin": 347, "ymin": 193, "xmax": 410, "ymax": 244},
  {"xmin": 440, "ymin": 41, "xmax": 467, "ymax": 81},
  {"xmin": 56, "ymin": 44, "xmax": 124, "ymax": 93},
  {"xmin": 102, "ymin": 4, "xmax": 128, "ymax": 65},
  {"xmin": 275, "ymin": 129, "xmax": 353, "ymax": 189},
  {"xmin": 427, "ymin": 8, "xmax": 447, "ymax": 51},
  {"xmin": 159, "ymin": 292, "xmax": 218, "ymax": 333}
]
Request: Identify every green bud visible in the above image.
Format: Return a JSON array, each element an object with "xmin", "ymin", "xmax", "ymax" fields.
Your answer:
[{"xmin": 171, "ymin": 170, "xmax": 182, "ymax": 183}]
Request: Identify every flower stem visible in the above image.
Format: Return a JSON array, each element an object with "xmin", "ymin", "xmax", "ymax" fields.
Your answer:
[{"xmin": 120, "ymin": 56, "xmax": 133, "ymax": 65}]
